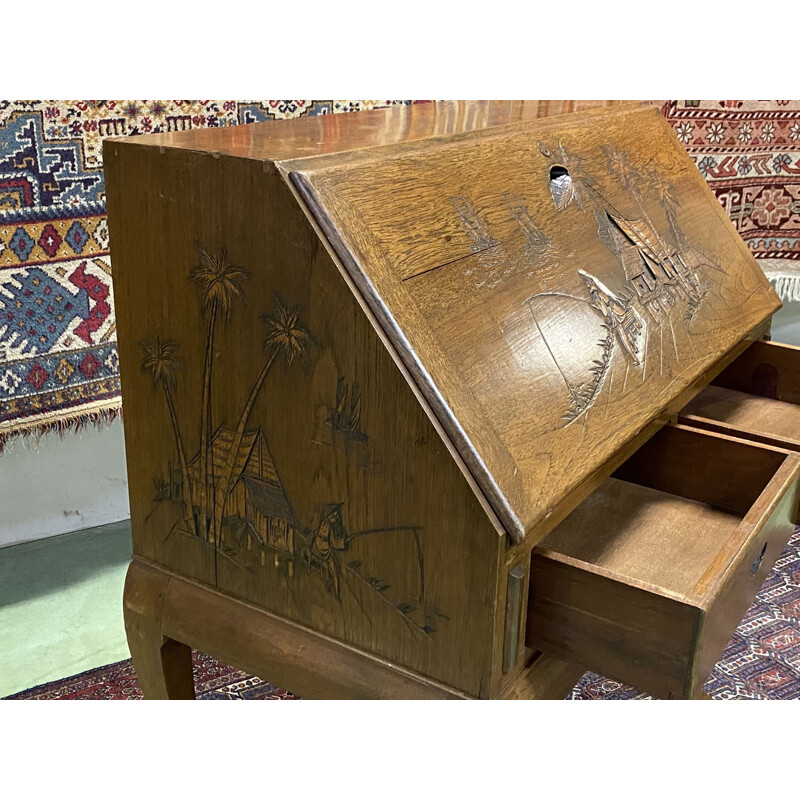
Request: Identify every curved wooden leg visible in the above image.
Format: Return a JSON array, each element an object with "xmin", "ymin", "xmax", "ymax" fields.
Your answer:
[{"xmin": 123, "ymin": 560, "xmax": 196, "ymax": 699}]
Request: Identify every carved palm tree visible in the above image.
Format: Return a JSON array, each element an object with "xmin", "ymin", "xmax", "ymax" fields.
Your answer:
[
  {"xmin": 213, "ymin": 296, "xmax": 313, "ymax": 540},
  {"xmin": 645, "ymin": 167, "xmax": 684, "ymax": 247},
  {"xmin": 189, "ymin": 243, "xmax": 249, "ymax": 542},
  {"xmin": 597, "ymin": 146, "xmax": 638, "ymax": 203},
  {"xmin": 139, "ymin": 337, "xmax": 197, "ymax": 536}
]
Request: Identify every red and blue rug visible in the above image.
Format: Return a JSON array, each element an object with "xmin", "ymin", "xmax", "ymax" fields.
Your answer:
[
  {"xmin": 5, "ymin": 650, "xmax": 298, "ymax": 700},
  {"xmin": 0, "ymin": 101, "xmax": 417, "ymax": 449},
  {"xmin": 6, "ymin": 527, "xmax": 800, "ymax": 700},
  {"xmin": 3, "ymin": 100, "xmax": 800, "ymax": 449}
]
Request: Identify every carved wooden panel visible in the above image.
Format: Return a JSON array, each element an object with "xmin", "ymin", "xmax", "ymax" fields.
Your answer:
[
  {"xmin": 289, "ymin": 105, "xmax": 781, "ymax": 543},
  {"xmin": 105, "ymin": 143, "xmax": 505, "ymax": 697}
]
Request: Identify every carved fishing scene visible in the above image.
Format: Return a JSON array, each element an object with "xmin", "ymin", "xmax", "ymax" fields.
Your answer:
[{"xmin": 140, "ymin": 243, "xmax": 444, "ymax": 637}]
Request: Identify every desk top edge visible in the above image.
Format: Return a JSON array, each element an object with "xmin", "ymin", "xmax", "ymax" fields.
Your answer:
[{"xmin": 102, "ymin": 100, "xmax": 652, "ymax": 164}]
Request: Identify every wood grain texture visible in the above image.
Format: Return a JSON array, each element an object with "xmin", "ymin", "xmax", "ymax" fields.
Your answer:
[
  {"xmin": 612, "ymin": 423, "xmax": 787, "ymax": 519},
  {"xmin": 290, "ymin": 105, "xmax": 780, "ymax": 542},
  {"xmin": 105, "ymin": 136, "xmax": 505, "ymax": 698},
  {"xmin": 529, "ymin": 556, "xmax": 699, "ymax": 698},
  {"xmin": 529, "ymin": 426, "xmax": 800, "ymax": 698},
  {"xmin": 537, "ymin": 480, "xmax": 743, "ymax": 599},
  {"xmin": 129, "ymin": 558, "xmax": 469, "ymax": 699},
  {"xmin": 107, "ymin": 101, "xmax": 791, "ymax": 701},
  {"xmin": 123, "ymin": 558, "xmax": 585, "ymax": 699},
  {"xmin": 115, "ymin": 100, "xmax": 634, "ymax": 164},
  {"xmin": 713, "ymin": 340, "xmax": 800, "ymax": 404},
  {"xmin": 681, "ymin": 386, "xmax": 800, "ymax": 451},
  {"xmin": 498, "ymin": 651, "xmax": 586, "ymax": 700},
  {"xmin": 123, "ymin": 560, "xmax": 196, "ymax": 699},
  {"xmin": 680, "ymin": 341, "xmax": 800, "ymax": 452}
]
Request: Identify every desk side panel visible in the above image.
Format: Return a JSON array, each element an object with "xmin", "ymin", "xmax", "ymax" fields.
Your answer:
[
  {"xmin": 104, "ymin": 141, "xmax": 502, "ymax": 697},
  {"xmin": 105, "ymin": 141, "xmax": 216, "ymax": 586}
]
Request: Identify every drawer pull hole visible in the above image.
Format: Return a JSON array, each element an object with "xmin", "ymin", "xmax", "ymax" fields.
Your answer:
[
  {"xmin": 751, "ymin": 543, "xmax": 768, "ymax": 576},
  {"xmin": 549, "ymin": 165, "xmax": 573, "ymax": 210}
]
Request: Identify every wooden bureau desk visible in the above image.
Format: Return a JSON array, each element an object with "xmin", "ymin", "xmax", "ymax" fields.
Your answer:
[{"xmin": 104, "ymin": 101, "xmax": 800, "ymax": 699}]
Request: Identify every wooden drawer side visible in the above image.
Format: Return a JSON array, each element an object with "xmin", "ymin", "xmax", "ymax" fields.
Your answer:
[
  {"xmin": 680, "ymin": 340, "xmax": 800, "ymax": 452},
  {"xmin": 694, "ymin": 455, "xmax": 800, "ymax": 690},
  {"xmin": 527, "ymin": 429, "xmax": 800, "ymax": 699}
]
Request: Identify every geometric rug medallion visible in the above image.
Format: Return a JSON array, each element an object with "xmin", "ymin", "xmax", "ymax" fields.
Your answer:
[
  {"xmin": 0, "ymin": 100, "xmax": 417, "ymax": 449},
  {"xmin": 661, "ymin": 99, "xmax": 800, "ymax": 304}
]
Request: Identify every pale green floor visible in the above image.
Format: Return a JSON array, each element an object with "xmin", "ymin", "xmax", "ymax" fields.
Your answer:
[{"xmin": 0, "ymin": 521, "xmax": 132, "ymax": 697}]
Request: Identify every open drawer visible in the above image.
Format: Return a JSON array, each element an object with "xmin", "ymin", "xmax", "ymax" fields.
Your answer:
[
  {"xmin": 680, "ymin": 340, "xmax": 800, "ymax": 452},
  {"xmin": 527, "ymin": 424, "xmax": 800, "ymax": 699}
]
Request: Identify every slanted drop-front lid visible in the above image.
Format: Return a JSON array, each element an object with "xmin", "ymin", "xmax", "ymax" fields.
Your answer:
[{"xmin": 286, "ymin": 104, "xmax": 780, "ymax": 543}]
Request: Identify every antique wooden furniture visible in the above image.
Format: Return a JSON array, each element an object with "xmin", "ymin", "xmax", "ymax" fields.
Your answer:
[
  {"xmin": 680, "ymin": 340, "xmax": 800, "ymax": 451},
  {"xmin": 105, "ymin": 100, "xmax": 800, "ymax": 700}
]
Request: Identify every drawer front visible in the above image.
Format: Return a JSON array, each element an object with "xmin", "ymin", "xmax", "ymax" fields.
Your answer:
[
  {"xmin": 528, "ymin": 555, "xmax": 701, "ymax": 699},
  {"xmin": 527, "ymin": 426, "xmax": 800, "ymax": 699}
]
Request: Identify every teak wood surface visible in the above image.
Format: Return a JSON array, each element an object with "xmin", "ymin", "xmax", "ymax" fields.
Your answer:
[
  {"xmin": 288, "ymin": 104, "xmax": 779, "ymax": 544},
  {"xmin": 681, "ymin": 340, "xmax": 800, "ymax": 451},
  {"xmin": 529, "ymin": 424, "xmax": 800, "ymax": 698},
  {"xmin": 105, "ymin": 101, "xmax": 790, "ymax": 699},
  {"xmin": 124, "ymin": 558, "xmax": 587, "ymax": 700}
]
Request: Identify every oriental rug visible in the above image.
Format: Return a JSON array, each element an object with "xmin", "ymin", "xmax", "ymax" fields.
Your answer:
[
  {"xmin": 2, "ymin": 100, "xmax": 800, "ymax": 449},
  {"xmin": 0, "ymin": 101, "xmax": 418, "ymax": 450},
  {"xmin": 5, "ymin": 649, "xmax": 298, "ymax": 700},
  {"xmin": 7, "ymin": 526, "xmax": 800, "ymax": 700},
  {"xmin": 662, "ymin": 100, "xmax": 800, "ymax": 303}
]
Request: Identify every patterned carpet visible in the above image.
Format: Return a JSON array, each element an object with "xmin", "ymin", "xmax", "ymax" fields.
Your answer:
[
  {"xmin": 6, "ymin": 528, "xmax": 800, "ymax": 700},
  {"xmin": 0, "ymin": 100, "xmax": 417, "ymax": 449},
  {"xmin": 662, "ymin": 100, "xmax": 800, "ymax": 301},
  {"xmin": 5, "ymin": 650, "xmax": 298, "ymax": 700},
  {"xmin": 2, "ymin": 100, "xmax": 800, "ymax": 448}
]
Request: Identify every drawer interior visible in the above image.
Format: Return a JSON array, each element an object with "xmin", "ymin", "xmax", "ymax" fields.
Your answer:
[
  {"xmin": 528, "ymin": 424, "xmax": 800, "ymax": 698},
  {"xmin": 680, "ymin": 340, "xmax": 800, "ymax": 450},
  {"xmin": 540, "ymin": 424, "xmax": 789, "ymax": 601},
  {"xmin": 542, "ymin": 478, "xmax": 748, "ymax": 602}
]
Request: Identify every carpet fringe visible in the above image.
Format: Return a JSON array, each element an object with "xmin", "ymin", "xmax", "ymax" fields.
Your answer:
[
  {"xmin": 0, "ymin": 402, "xmax": 123, "ymax": 455},
  {"xmin": 771, "ymin": 275, "xmax": 800, "ymax": 304}
]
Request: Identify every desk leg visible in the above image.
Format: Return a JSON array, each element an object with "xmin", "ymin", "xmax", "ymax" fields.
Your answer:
[{"xmin": 123, "ymin": 560, "xmax": 196, "ymax": 700}]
